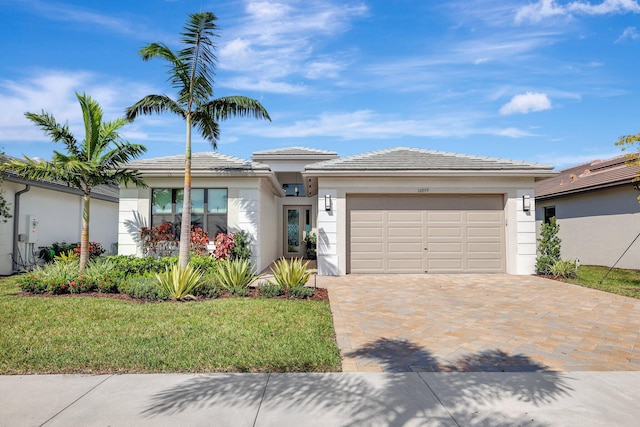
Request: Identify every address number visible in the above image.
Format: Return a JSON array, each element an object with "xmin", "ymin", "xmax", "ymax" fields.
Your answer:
[{"xmin": 417, "ymin": 188, "xmax": 429, "ymax": 193}]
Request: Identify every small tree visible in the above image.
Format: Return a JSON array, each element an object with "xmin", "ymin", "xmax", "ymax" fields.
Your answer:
[{"xmin": 536, "ymin": 217, "xmax": 561, "ymax": 275}]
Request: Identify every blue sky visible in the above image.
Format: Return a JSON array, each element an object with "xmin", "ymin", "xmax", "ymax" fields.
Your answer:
[{"xmin": 1, "ymin": 0, "xmax": 640, "ymax": 169}]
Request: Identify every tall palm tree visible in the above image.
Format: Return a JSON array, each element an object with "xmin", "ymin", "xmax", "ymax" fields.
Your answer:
[
  {"xmin": 125, "ymin": 12, "xmax": 270, "ymax": 268},
  {"xmin": 1, "ymin": 93, "xmax": 147, "ymax": 271}
]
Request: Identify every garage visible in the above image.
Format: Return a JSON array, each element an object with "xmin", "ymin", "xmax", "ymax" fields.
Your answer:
[{"xmin": 348, "ymin": 194, "xmax": 505, "ymax": 273}]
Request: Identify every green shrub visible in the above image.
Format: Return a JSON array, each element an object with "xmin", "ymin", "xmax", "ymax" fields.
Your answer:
[
  {"xmin": 40, "ymin": 261, "xmax": 81, "ymax": 294},
  {"xmin": 17, "ymin": 271, "xmax": 46, "ymax": 294},
  {"xmin": 82, "ymin": 259, "xmax": 122, "ymax": 293},
  {"xmin": 193, "ymin": 275, "xmax": 223, "ymax": 299},
  {"xmin": 189, "ymin": 254, "xmax": 219, "ymax": 274},
  {"xmin": 536, "ymin": 217, "xmax": 561, "ymax": 275},
  {"xmin": 107, "ymin": 255, "xmax": 177, "ymax": 277},
  {"xmin": 258, "ymin": 282, "xmax": 283, "ymax": 298},
  {"xmin": 231, "ymin": 230, "xmax": 252, "ymax": 261},
  {"xmin": 287, "ymin": 285, "xmax": 314, "ymax": 299},
  {"xmin": 154, "ymin": 263, "xmax": 204, "ymax": 300},
  {"xmin": 215, "ymin": 258, "xmax": 262, "ymax": 295},
  {"xmin": 270, "ymin": 258, "xmax": 311, "ymax": 291},
  {"xmin": 550, "ymin": 259, "xmax": 578, "ymax": 279},
  {"xmin": 121, "ymin": 276, "xmax": 168, "ymax": 301}
]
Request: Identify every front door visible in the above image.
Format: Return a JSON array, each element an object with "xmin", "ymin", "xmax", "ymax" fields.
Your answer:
[{"xmin": 284, "ymin": 205, "xmax": 311, "ymax": 258}]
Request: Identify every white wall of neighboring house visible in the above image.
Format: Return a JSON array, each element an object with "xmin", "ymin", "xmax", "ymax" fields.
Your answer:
[
  {"xmin": 0, "ymin": 180, "xmax": 118, "ymax": 275},
  {"xmin": 536, "ymin": 186, "xmax": 640, "ymax": 269},
  {"xmin": 316, "ymin": 176, "xmax": 538, "ymax": 275}
]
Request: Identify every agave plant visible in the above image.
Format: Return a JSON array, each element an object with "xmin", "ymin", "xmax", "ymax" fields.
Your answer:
[
  {"xmin": 215, "ymin": 258, "xmax": 262, "ymax": 295},
  {"xmin": 154, "ymin": 263, "xmax": 204, "ymax": 300},
  {"xmin": 270, "ymin": 258, "xmax": 311, "ymax": 292}
]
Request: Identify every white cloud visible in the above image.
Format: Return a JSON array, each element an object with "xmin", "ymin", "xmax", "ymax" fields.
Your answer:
[
  {"xmin": 616, "ymin": 26, "xmax": 640, "ymax": 42},
  {"xmin": 230, "ymin": 110, "xmax": 533, "ymax": 140},
  {"xmin": 515, "ymin": 0, "xmax": 640, "ymax": 24},
  {"xmin": 499, "ymin": 92, "xmax": 552, "ymax": 115},
  {"xmin": 0, "ymin": 70, "xmax": 156, "ymax": 144},
  {"xmin": 217, "ymin": 0, "xmax": 367, "ymax": 93}
]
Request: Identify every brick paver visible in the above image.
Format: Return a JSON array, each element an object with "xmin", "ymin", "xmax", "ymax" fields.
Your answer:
[{"xmin": 320, "ymin": 274, "xmax": 640, "ymax": 372}]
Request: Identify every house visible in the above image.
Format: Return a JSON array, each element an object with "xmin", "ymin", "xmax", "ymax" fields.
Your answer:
[
  {"xmin": 535, "ymin": 154, "xmax": 640, "ymax": 269},
  {"xmin": 0, "ymin": 156, "xmax": 119, "ymax": 275},
  {"xmin": 118, "ymin": 147, "xmax": 555, "ymax": 275}
]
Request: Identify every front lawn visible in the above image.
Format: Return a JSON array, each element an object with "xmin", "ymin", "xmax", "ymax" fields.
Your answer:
[
  {"xmin": 0, "ymin": 276, "xmax": 341, "ymax": 374},
  {"xmin": 562, "ymin": 265, "xmax": 640, "ymax": 299}
]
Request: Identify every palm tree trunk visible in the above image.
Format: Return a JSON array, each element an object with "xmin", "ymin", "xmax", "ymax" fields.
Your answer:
[
  {"xmin": 178, "ymin": 116, "xmax": 193, "ymax": 268},
  {"xmin": 80, "ymin": 192, "xmax": 90, "ymax": 271}
]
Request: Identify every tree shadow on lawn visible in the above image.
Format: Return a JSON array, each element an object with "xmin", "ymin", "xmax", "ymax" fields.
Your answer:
[{"xmin": 141, "ymin": 339, "xmax": 571, "ymax": 426}]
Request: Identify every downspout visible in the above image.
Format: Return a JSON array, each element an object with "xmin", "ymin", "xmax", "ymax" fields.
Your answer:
[{"xmin": 12, "ymin": 185, "xmax": 30, "ymax": 272}]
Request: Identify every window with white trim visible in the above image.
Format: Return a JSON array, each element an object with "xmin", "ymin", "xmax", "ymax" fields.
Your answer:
[{"xmin": 151, "ymin": 188, "xmax": 228, "ymax": 239}]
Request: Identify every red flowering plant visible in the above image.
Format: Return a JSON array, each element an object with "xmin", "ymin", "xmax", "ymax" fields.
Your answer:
[
  {"xmin": 140, "ymin": 222, "xmax": 179, "ymax": 258},
  {"xmin": 213, "ymin": 232, "xmax": 236, "ymax": 260},
  {"xmin": 189, "ymin": 227, "xmax": 210, "ymax": 255},
  {"xmin": 73, "ymin": 241, "xmax": 106, "ymax": 259}
]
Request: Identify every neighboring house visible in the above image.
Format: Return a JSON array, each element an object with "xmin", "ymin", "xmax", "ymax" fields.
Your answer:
[
  {"xmin": 535, "ymin": 154, "xmax": 640, "ymax": 269},
  {"xmin": 0, "ymin": 156, "xmax": 119, "ymax": 275},
  {"xmin": 118, "ymin": 147, "xmax": 554, "ymax": 275}
]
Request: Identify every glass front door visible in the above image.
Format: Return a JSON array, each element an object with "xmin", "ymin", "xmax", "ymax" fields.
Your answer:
[{"xmin": 284, "ymin": 206, "xmax": 311, "ymax": 258}]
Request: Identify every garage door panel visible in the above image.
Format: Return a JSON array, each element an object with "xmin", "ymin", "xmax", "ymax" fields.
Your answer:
[
  {"xmin": 428, "ymin": 211, "xmax": 462, "ymax": 222},
  {"xmin": 467, "ymin": 226, "xmax": 502, "ymax": 238},
  {"xmin": 351, "ymin": 242, "xmax": 384, "ymax": 253},
  {"xmin": 349, "ymin": 195, "xmax": 504, "ymax": 273},
  {"xmin": 388, "ymin": 211, "xmax": 422, "ymax": 222},
  {"xmin": 389, "ymin": 242, "xmax": 422, "ymax": 253},
  {"xmin": 468, "ymin": 242, "xmax": 502, "ymax": 253},
  {"xmin": 428, "ymin": 227, "xmax": 463, "ymax": 238},
  {"xmin": 388, "ymin": 259, "xmax": 423, "ymax": 271}
]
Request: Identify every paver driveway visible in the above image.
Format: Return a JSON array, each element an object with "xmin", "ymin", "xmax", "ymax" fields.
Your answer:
[{"xmin": 320, "ymin": 274, "xmax": 640, "ymax": 373}]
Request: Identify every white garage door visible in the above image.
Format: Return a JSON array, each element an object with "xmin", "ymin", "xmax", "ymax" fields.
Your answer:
[{"xmin": 348, "ymin": 195, "xmax": 505, "ymax": 273}]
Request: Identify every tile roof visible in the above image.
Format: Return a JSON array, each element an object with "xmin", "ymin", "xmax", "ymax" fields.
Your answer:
[
  {"xmin": 535, "ymin": 154, "xmax": 640, "ymax": 199},
  {"xmin": 252, "ymin": 146, "xmax": 337, "ymax": 156},
  {"xmin": 305, "ymin": 147, "xmax": 554, "ymax": 171},
  {"xmin": 125, "ymin": 152, "xmax": 270, "ymax": 172}
]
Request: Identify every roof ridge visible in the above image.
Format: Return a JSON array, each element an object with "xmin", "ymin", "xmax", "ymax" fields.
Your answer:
[{"xmin": 252, "ymin": 146, "xmax": 337, "ymax": 155}]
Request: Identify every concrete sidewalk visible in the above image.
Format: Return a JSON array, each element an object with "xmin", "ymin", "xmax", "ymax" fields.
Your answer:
[{"xmin": 2, "ymin": 372, "xmax": 639, "ymax": 426}]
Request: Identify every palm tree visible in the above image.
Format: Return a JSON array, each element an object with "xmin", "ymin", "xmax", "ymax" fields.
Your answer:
[
  {"xmin": 1, "ymin": 93, "xmax": 147, "ymax": 271},
  {"xmin": 125, "ymin": 12, "xmax": 270, "ymax": 268}
]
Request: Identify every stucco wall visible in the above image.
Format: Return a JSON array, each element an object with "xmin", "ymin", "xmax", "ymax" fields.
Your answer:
[
  {"xmin": 0, "ymin": 181, "xmax": 118, "ymax": 275},
  {"xmin": 316, "ymin": 176, "xmax": 537, "ymax": 275},
  {"xmin": 535, "ymin": 186, "xmax": 640, "ymax": 269}
]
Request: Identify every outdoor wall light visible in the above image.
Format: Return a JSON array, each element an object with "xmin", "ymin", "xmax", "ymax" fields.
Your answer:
[
  {"xmin": 522, "ymin": 195, "xmax": 531, "ymax": 212},
  {"xmin": 325, "ymin": 194, "xmax": 332, "ymax": 211}
]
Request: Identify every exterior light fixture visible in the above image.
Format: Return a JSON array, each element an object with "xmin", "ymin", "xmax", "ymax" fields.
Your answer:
[
  {"xmin": 325, "ymin": 194, "xmax": 332, "ymax": 211},
  {"xmin": 522, "ymin": 195, "xmax": 531, "ymax": 212},
  {"xmin": 294, "ymin": 186, "xmax": 299, "ymax": 197}
]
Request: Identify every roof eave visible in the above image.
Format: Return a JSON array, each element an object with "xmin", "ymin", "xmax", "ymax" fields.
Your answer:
[
  {"xmin": 304, "ymin": 169, "xmax": 557, "ymax": 178},
  {"xmin": 536, "ymin": 180, "xmax": 634, "ymax": 200}
]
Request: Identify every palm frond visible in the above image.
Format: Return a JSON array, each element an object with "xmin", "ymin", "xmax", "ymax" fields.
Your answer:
[
  {"xmin": 125, "ymin": 95, "xmax": 185, "ymax": 121},
  {"xmin": 24, "ymin": 111, "xmax": 80, "ymax": 156},
  {"xmin": 1, "ymin": 157, "xmax": 63, "ymax": 183},
  {"xmin": 191, "ymin": 112, "xmax": 220, "ymax": 147},
  {"xmin": 202, "ymin": 96, "xmax": 271, "ymax": 121},
  {"xmin": 76, "ymin": 93, "xmax": 103, "ymax": 161},
  {"xmin": 139, "ymin": 42, "xmax": 191, "ymax": 94},
  {"xmin": 179, "ymin": 12, "xmax": 219, "ymax": 96}
]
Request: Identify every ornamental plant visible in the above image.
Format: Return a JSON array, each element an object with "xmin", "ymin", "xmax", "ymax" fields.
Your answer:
[
  {"xmin": 215, "ymin": 258, "xmax": 262, "ymax": 295},
  {"xmin": 536, "ymin": 217, "xmax": 561, "ymax": 275},
  {"xmin": 213, "ymin": 232, "xmax": 236, "ymax": 260},
  {"xmin": 154, "ymin": 263, "xmax": 204, "ymax": 300},
  {"xmin": 270, "ymin": 258, "xmax": 311, "ymax": 293},
  {"xmin": 190, "ymin": 227, "xmax": 210, "ymax": 255}
]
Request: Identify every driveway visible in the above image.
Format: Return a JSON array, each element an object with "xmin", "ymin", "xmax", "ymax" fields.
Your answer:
[{"xmin": 320, "ymin": 274, "xmax": 640, "ymax": 372}]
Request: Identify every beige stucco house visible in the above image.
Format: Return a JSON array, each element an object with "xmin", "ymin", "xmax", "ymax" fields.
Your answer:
[
  {"xmin": 118, "ymin": 147, "xmax": 554, "ymax": 275},
  {"xmin": 535, "ymin": 154, "xmax": 640, "ymax": 269}
]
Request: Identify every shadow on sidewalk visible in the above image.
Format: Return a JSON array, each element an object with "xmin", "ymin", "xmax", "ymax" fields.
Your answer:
[{"xmin": 141, "ymin": 339, "xmax": 571, "ymax": 426}]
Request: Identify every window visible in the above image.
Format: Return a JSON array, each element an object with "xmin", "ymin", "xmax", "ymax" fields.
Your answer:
[
  {"xmin": 282, "ymin": 183, "xmax": 305, "ymax": 197},
  {"xmin": 151, "ymin": 188, "xmax": 227, "ymax": 239},
  {"xmin": 544, "ymin": 206, "xmax": 556, "ymax": 224}
]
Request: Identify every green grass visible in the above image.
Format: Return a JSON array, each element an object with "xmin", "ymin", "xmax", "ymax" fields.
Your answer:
[
  {"xmin": 562, "ymin": 265, "xmax": 640, "ymax": 298},
  {"xmin": 0, "ymin": 276, "xmax": 340, "ymax": 374}
]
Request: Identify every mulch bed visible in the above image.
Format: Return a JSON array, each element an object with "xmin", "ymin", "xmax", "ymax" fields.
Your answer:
[{"xmin": 15, "ymin": 286, "xmax": 329, "ymax": 303}]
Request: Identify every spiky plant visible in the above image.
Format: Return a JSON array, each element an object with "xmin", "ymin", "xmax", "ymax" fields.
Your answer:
[
  {"xmin": 155, "ymin": 263, "xmax": 204, "ymax": 300},
  {"xmin": 270, "ymin": 258, "xmax": 312, "ymax": 292}
]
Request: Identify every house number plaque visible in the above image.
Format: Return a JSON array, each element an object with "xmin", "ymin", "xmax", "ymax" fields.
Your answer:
[{"xmin": 417, "ymin": 188, "xmax": 429, "ymax": 193}]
